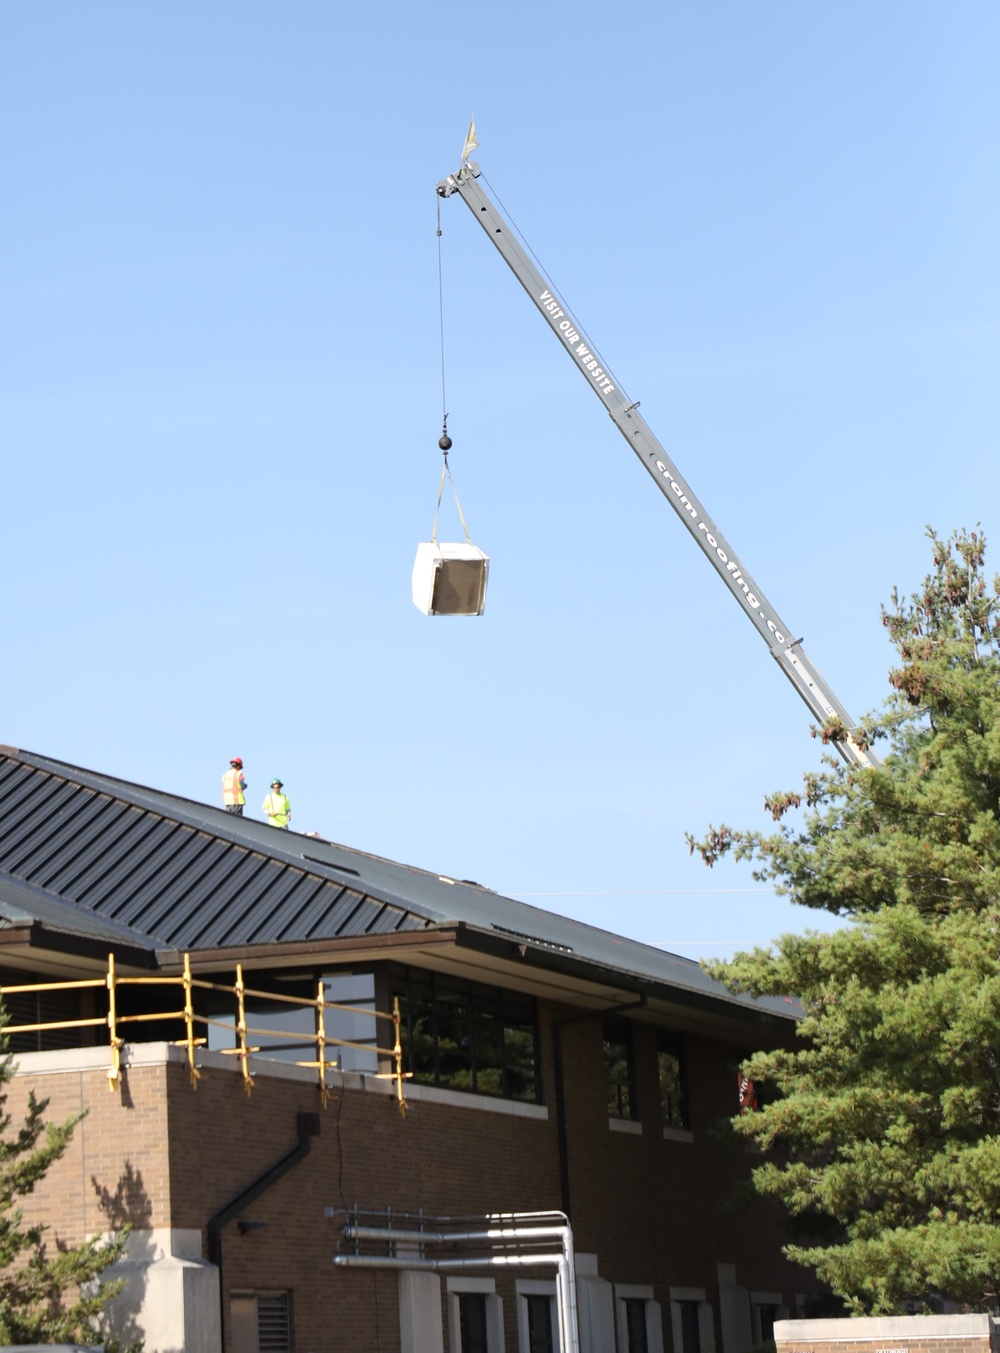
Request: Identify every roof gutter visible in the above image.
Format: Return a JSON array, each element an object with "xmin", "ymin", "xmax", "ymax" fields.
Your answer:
[
  {"xmin": 0, "ymin": 920, "xmax": 159, "ymax": 970},
  {"xmin": 449, "ymin": 924, "xmax": 799, "ymax": 1031}
]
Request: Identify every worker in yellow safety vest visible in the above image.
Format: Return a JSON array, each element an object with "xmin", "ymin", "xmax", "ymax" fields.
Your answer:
[
  {"xmin": 262, "ymin": 778, "xmax": 291, "ymax": 829},
  {"xmin": 222, "ymin": 757, "xmax": 247, "ymax": 816}
]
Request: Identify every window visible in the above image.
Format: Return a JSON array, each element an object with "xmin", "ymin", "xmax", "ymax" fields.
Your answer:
[
  {"xmin": 624, "ymin": 1299, "xmax": 649, "ymax": 1353},
  {"xmin": 615, "ymin": 1286, "xmax": 663, "ymax": 1353},
  {"xmin": 750, "ymin": 1293, "xmax": 786, "ymax": 1345},
  {"xmin": 526, "ymin": 1294, "xmax": 555, "ymax": 1353},
  {"xmin": 447, "ymin": 1277, "xmax": 503, "ymax": 1353},
  {"xmin": 670, "ymin": 1289, "xmax": 713, "ymax": 1353},
  {"xmin": 679, "ymin": 1302, "xmax": 701, "ymax": 1353},
  {"xmin": 206, "ymin": 976, "xmax": 315, "ymax": 1064},
  {"xmin": 206, "ymin": 971, "xmax": 376, "ymax": 1071},
  {"xmin": 392, "ymin": 966, "xmax": 539, "ymax": 1102},
  {"xmin": 657, "ymin": 1031, "xmax": 689, "ymax": 1130},
  {"xmin": 517, "ymin": 1281, "xmax": 556, "ymax": 1353},
  {"xmin": 459, "ymin": 1293, "xmax": 489, "ymax": 1353},
  {"xmin": 323, "ymin": 972, "xmax": 377, "ymax": 1072},
  {"xmin": 604, "ymin": 1018, "xmax": 636, "ymax": 1120},
  {"xmin": 2, "ymin": 976, "xmax": 86, "ymax": 1052},
  {"xmin": 231, "ymin": 1291, "xmax": 291, "ymax": 1353}
]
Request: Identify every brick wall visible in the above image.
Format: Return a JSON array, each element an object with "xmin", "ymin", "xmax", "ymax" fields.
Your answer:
[
  {"xmin": 775, "ymin": 1314, "xmax": 1000, "ymax": 1353},
  {"xmin": 9, "ymin": 1001, "xmax": 815, "ymax": 1353}
]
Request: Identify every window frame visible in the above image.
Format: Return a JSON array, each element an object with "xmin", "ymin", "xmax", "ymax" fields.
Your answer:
[
  {"xmin": 656, "ymin": 1029, "xmax": 690, "ymax": 1133},
  {"xmin": 750, "ymin": 1291, "xmax": 786, "ymax": 1346},
  {"xmin": 447, "ymin": 1276, "xmax": 504, "ymax": 1353},
  {"xmin": 615, "ymin": 1284, "xmax": 664, "ymax": 1353},
  {"xmin": 391, "ymin": 965, "xmax": 541, "ymax": 1103},
  {"xmin": 669, "ymin": 1287, "xmax": 715, "ymax": 1353},
  {"xmin": 516, "ymin": 1278, "xmax": 558, "ymax": 1353},
  {"xmin": 603, "ymin": 1017, "xmax": 637, "ymax": 1123}
]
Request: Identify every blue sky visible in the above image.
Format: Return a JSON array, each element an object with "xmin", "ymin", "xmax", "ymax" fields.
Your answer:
[{"xmin": 2, "ymin": 3, "xmax": 997, "ymax": 960}]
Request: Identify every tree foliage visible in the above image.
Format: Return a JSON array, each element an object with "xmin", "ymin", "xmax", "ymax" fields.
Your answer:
[
  {"xmin": 689, "ymin": 528, "xmax": 1000, "ymax": 1313},
  {"xmin": 0, "ymin": 1013, "xmax": 130, "ymax": 1344}
]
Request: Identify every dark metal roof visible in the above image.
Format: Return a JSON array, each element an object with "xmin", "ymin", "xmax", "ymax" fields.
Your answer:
[
  {"xmin": 0, "ymin": 746, "xmax": 798, "ymax": 1022},
  {"xmin": 0, "ymin": 872, "xmax": 157, "ymax": 952},
  {"xmin": 0, "ymin": 749, "xmax": 427, "ymax": 952}
]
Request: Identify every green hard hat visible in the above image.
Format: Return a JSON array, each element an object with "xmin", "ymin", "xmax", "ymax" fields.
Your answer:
[{"xmin": 271, "ymin": 778, "xmax": 283, "ymax": 787}]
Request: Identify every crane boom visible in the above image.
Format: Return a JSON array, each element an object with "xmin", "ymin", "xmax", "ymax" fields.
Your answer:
[{"xmin": 437, "ymin": 161, "xmax": 875, "ymax": 770}]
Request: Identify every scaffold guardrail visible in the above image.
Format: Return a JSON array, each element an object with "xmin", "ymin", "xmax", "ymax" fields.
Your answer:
[{"xmin": 0, "ymin": 953, "xmax": 410, "ymax": 1112}]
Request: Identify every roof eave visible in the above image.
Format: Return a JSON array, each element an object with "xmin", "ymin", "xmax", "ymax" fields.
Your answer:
[{"xmin": 0, "ymin": 921, "xmax": 159, "ymax": 974}]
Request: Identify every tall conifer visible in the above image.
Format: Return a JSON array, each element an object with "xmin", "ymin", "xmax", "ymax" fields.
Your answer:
[{"xmin": 691, "ymin": 529, "xmax": 1000, "ymax": 1312}]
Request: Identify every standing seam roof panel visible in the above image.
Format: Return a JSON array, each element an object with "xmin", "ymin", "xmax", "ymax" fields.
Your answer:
[
  {"xmin": 134, "ymin": 840, "xmax": 250, "ymax": 941},
  {"xmin": 253, "ymin": 874, "xmax": 333, "ymax": 943},
  {"xmin": 66, "ymin": 810, "xmax": 167, "ymax": 907},
  {"xmin": 241, "ymin": 872, "xmax": 337, "ymax": 946},
  {"xmin": 284, "ymin": 879, "xmax": 420, "ymax": 943},
  {"xmin": 90, "ymin": 820, "xmax": 193, "ymax": 922},
  {"xmin": 364, "ymin": 903, "xmax": 423, "ymax": 936},
  {"xmin": 0, "ymin": 762, "xmax": 48, "ymax": 816},
  {"xmin": 120, "ymin": 833, "xmax": 234, "ymax": 935},
  {"xmin": 280, "ymin": 880, "xmax": 365, "ymax": 941},
  {"xmin": 0, "ymin": 775, "xmax": 82, "ymax": 873},
  {"xmin": 332, "ymin": 894, "xmax": 404, "ymax": 939},
  {"xmin": 192, "ymin": 877, "xmax": 359, "ymax": 949},
  {"xmin": 180, "ymin": 861, "xmax": 306, "ymax": 948},
  {"xmin": 30, "ymin": 793, "xmax": 141, "ymax": 892},
  {"xmin": 181, "ymin": 854, "xmax": 282, "ymax": 949},
  {"xmin": 35, "ymin": 798, "xmax": 138, "ymax": 895}
]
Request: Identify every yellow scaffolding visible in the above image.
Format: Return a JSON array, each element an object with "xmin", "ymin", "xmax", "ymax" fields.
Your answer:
[{"xmin": 1, "ymin": 954, "xmax": 410, "ymax": 1113}]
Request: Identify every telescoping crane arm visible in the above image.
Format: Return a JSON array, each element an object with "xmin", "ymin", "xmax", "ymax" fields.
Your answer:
[{"xmin": 437, "ymin": 161, "xmax": 876, "ymax": 771}]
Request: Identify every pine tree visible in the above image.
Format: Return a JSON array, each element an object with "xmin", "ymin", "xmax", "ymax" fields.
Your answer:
[
  {"xmin": 689, "ymin": 528, "xmax": 1000, "ymax": 1313},
  {"xmin": 0, "ymin": 1012, "xmax": 131, "ymax": 1344}
]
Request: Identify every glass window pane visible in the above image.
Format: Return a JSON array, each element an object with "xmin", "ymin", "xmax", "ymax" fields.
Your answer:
[
  {"xmin": 391, "ymin": 966, "xmax": 539, "ymax": 1104},
  {"xmin": 472, "ymin": 1004, "xmax": 504, "ymax": 1096},
  {"xmin": 459, "ymin": 1292, "xmax": 489, "ymax": 1353},
  {"xmin": 323, "ymin": 972, "xmax": 377, "ymax": 1072},
  {"xmin": 502, "ymin": 1021, "xmax": 538, "ymax": 1101},
  {"xmin": 527, "ymin": 1295, "xmax": 554, "ymax": 1353},
  {"xmin": 625, "ymin": 1298, "xmax": 649, "ymax": 1353},
  {"xmin": 435, "ymin": 985, "xmax": 473, "ymax": 1091},
  {"xmin": 604, "ymin": 1020, "xmax": 635, "ymax": 1119},
  {"xmin": 680, "ymin": 1302, "xmax": 702, "ymax": 1353},
  {"xmin": 658, "ymin": 1052, "xmax": 686, "ymax": 1128}
]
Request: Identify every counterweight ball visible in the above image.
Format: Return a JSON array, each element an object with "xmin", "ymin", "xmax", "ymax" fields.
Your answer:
[{"xmin": 439, "ymin": 434, "xmax": 453, "ymax": 451}]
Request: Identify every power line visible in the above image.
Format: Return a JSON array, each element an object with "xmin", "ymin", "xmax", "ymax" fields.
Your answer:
[{"xmin": 510, "ymin": 888, "xmax": 773, "ymax": 898}]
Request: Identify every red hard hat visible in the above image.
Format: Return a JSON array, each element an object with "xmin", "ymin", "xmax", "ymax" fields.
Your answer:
[{"xmin": 230, "ymin": 757, "xmax": 243, "ymax": 768}]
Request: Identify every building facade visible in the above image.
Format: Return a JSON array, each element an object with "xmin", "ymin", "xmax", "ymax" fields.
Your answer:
[{"xmin": 0, "ymin": 746, "xmax": 817, "ymax": 1353}]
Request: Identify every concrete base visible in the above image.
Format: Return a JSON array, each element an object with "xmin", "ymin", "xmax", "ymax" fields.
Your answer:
[{"xmin": 101, "ymin": 1228, "xmax": 221, "ymax": 1353}]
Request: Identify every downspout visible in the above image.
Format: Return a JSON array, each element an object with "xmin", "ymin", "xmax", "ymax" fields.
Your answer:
[
  {"xmin": 551, "ymin": 996, "xmax": 647, "ymax": 1216},
  {"xmin": 207, "ymin": 1111, "xmax": 321, "ymax": 1347}
]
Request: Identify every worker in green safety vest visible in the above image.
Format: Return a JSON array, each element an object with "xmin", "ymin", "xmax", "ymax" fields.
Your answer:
[{"xmin": 262, "ymin": 778, "xmax": 291, "ymax": 829}]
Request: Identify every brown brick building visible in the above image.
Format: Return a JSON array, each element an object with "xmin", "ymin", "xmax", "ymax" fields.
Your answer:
[{"xmin": 0, "ymin": 746, "xmax": 817, "ymax": 1353}]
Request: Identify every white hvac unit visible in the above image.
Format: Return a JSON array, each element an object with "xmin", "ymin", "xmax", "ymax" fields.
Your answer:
[{"xmin": 411, "ymin": 541, "xmax": 489, "ymax": 616}]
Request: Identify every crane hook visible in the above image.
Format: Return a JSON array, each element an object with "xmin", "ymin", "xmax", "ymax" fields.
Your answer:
[{"xmin": 438, "ymin": 415, "xmax": 453, "ymax": 453}]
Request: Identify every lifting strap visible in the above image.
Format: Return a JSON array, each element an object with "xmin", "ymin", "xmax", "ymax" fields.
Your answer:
[{"xmin": 430, "ymin": 450, "xmax": 473, "ymax": 548}]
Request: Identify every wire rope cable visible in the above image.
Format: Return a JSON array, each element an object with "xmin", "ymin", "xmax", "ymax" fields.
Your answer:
[
  {"xmin": 429, "ymin": 192, "xmax": 474, "ymax": 549},
  {"xmin": 435, "ymin": 194, "xmax": 449, "ymax": 438}
]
